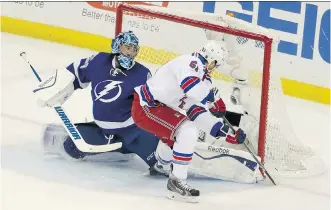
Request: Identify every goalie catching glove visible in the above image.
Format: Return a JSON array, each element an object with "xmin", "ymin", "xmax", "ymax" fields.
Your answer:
[{"xmin": 32, "ymin": 68, "xmax": 75, "ymax": 107}]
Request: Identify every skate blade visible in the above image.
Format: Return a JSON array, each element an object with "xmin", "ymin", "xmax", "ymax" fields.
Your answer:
[{"xmin": 166, "ymin": 190, "xmax": 199, "ymax": 203}]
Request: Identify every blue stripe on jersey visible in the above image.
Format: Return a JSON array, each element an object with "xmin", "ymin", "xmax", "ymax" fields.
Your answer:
[
  {"xmin": 201, "ymin": 90, "xmax": 215, "ymax": 105},
  {"xmin": 140, "ymin": 84, "xmax": 158, "ymax": 107},
  {"xmin": 191, "ymin": 52, "xmax": 207, "ymax": 66},
  {"xmin": 186, "ymin": 105, "xmax": 207, "ymax": 121},
  {"xmin": 180, "ymin": 76, "xmax": 200, "ymax": 94}
]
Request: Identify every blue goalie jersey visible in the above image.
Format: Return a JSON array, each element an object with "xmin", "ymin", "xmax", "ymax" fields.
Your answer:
[{"xmin": 66, "ymin": 52, "xmax": 151, "ymax": 135}]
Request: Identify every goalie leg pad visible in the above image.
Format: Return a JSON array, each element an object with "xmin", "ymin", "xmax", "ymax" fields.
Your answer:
[
  {"xmin": 42, "ymin": 124, "xmax": 83, "ymax": 160},
  {"xmin": 190, "ymin": 142, "xmax": 263, "ymax": 183},
  {"xmin": 42, "ymin": 123, "xmax": 134, "ymax": 162}
]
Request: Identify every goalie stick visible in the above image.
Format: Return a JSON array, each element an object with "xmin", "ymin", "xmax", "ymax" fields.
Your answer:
[
  {"xmin": 222, "ymin": 116, "xmax": 277, "ymax": 185},
  {"xmin": 20, "ymin": 52, "xmax": 122, "ymax": 153}
]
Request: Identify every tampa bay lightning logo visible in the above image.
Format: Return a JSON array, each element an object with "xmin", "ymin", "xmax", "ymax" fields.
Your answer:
[{"xmin": 94, "ymin": 80, "xmax": 123, "ymax": 103}]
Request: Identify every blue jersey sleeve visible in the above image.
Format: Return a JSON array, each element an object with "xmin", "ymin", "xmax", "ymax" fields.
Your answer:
[{"xmin": 66, "ymin": 54, "xmax": 97, "ymax": 90}]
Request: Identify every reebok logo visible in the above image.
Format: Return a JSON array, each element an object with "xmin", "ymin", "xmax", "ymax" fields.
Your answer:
[
  {"xmin": 38, "ymin": 76, "xmax": 54, "ymax": 88},
  {"xmin": 208, "ymin": 146, "xmax": 230, "ymax": 155}
]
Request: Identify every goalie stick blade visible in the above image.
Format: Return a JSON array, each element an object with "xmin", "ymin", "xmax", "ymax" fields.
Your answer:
[
  {"xmin": 53, "ymin": 106, "xmax": 123, "ymax": 153},
  {"xmin": 75, "ymin": 141, "xmax": 123, "ymax": 153}
]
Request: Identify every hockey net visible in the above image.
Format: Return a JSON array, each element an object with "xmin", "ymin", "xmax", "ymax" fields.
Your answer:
[{"xmin": 115, "ymin": 4, "xmax": 325, "ymax": 178}]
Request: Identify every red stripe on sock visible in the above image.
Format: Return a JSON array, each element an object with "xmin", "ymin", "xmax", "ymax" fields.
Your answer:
[{"xmin": 173, "ymin": 155, "xmax": 192, "ymax": 161}]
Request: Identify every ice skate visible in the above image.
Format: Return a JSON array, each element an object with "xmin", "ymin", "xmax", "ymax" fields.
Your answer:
[{"xmin": 167, "ymin": 172, "xmax": 200, "ymax": 203}]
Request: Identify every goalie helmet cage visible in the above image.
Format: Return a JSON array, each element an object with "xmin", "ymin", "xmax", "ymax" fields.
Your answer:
[{"xmin": 115, "ymin": 4, "xmax": 325, "ymax": 178}]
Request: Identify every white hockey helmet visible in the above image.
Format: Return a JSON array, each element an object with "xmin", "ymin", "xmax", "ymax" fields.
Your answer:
[{"xmin": 199, "ymin": 40, "xmax": 229, "ymax": 71}]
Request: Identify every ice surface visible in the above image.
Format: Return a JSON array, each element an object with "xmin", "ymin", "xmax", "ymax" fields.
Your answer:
[{"xmin": 1, "ymin": 33, "xmax": 330, "ymax": 210}]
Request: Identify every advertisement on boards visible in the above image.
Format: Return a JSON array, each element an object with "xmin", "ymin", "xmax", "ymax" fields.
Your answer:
[{"xmin": 1, "ymin": 1, "xmax": 330, "ymax": 90}]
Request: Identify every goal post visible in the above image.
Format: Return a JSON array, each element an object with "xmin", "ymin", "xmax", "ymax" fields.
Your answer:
[{"xmin": 115, "ymin": 3, "xmax": 325, "ymax": 178}]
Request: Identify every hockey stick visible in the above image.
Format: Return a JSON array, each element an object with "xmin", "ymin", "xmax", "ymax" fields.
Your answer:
[
  {"xmin": 222, "ymin": 116, "xmax": 277, "ymax": 185},
  {"xmin": 20, "ymin": 52, "xmax": 122, "ymax": 153}
]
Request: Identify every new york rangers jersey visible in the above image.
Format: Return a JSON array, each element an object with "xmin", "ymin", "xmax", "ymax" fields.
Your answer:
[
  {"xmin": 134, "ymin": 53, "xmax": 222, "ymax": 137},
  {"xmin": 67, "ymin": 52, "xmax": 151, "ymax": 135},
  {"xmin": 135, "ymin": 53, "xmax": 214, "ymax": 110}
]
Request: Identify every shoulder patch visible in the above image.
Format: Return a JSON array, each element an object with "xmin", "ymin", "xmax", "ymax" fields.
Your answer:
[
  {"xmin": 189, "ymin": 60, "xmax": 198, "ymax": 72},
  {"xmin": 81, "ymin": 54, "xmax": 96, "ymax": 69}
]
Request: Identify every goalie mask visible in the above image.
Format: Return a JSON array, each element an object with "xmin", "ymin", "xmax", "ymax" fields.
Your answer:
[
  {"xmin": 111, "ymin": 31, "xmax": 140, "ymax": 69},
  {"xmin": 199, "ymin": 41, "xmax": 229, "ymax": 72}
]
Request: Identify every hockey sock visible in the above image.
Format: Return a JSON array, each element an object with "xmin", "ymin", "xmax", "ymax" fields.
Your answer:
[
  {"xmin": 172, "ymin": 121, "xmax": 199, "ymax": 180},
  {"xmin": 155, "ymin": 141, "xmax": 172, "ymax": 165}
]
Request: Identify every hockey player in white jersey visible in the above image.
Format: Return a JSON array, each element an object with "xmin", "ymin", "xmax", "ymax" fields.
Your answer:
[{"xmin": 132, "ymin": 40, "xmax": 248, "ymax": 202}]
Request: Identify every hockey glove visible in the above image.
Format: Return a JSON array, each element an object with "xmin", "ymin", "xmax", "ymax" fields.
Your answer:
[
  {"xmin": 33, "ymin": 68, "xmax": 75, "ymax": 108},
  {"xmin": 209, "ymin": 98, "xmax": 226, "ymax": 118},
  {"xmin": 217, "ymin": 124, "xmax": 246, "ymax": 144},
  {"xmin": 210, "ymin": 87, "xmax": 220, "ymax": 102}
]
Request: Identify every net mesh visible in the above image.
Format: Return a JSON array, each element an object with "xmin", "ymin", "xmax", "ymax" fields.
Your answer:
[{"xmin": 116, "ymin": 4, "xmax": 325, "ymax": 177}]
